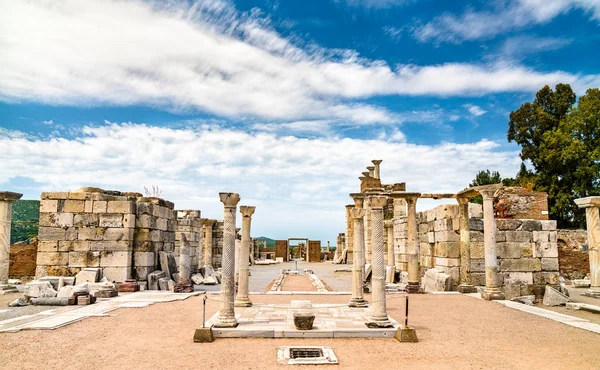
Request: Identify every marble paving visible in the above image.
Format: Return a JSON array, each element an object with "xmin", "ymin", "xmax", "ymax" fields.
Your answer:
[{"xmin": 206, "ymin": 302, "xmax": 400, "ymax": 338}]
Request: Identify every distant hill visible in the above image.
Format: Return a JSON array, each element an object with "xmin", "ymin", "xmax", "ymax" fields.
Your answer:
[
  {"xmin": 255, "ymin": 236, "xmax": 276, "ymax": 249},
  {"xmin": 11, "ymin": 200, "xmax": 40, "ymax": 244}
]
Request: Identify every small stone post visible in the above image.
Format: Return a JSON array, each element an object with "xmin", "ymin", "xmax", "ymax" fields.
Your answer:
[
  {"xmin": 349, "ymin": 194, "xmax": 367, "ymax": 307},
  {"xmin": 215, "ymin": 192, "xmax": 240, "ymax": 327},
  {"xmin": 174, "ymin": 234, "xmax": 194, "ymax": 293},
  {"xmin": 371, "ymin": 160, "xmax": 382, "ymax": 180},
  {"xmin": 235, "ymin": 206, "xmax": 255, "ymax": 307},
  {"xmin": 384, "ymin": 220, "xmax": 394, "ymax": 266},
  {"xmin": 480, "ymin": 189, "xmax": 504, "ymax": 300},
  {"xmin": 406, "ymin": 194, "xmax": 421, "ymax": 293},
  {"xmin": 202, "ymin": 220, "xmax": 215, "ymax": 267},
  {"xmin": 0, "ymin": 191, "xmax": 22, "ymax": 293},
  {"xmin": 574, "ymin": 197, "xmax": 600, "ymax": 290},
  {"xmin": 367, "ymin": 195, "xmax": 392, "ymax": 327},
  {"xmin": 456, "ymin": 197, "xmax": 477, "ymax": 293}
]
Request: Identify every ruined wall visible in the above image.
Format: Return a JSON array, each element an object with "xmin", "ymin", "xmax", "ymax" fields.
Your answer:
[
  {"xmin": 275, "ymin": 240, "xmax": 288, "ymax": 262},
  {"xmin": 212, "ymin": 221, "xmax": 224, "ymax": 268},
  {"xmin": 36, "ymin": 189, "xmax": 176, "ymax": 282},
  {"xmin": 175, "ymin": 210, "xmax": 202, "ymax": 273},
  {"xmin": 9, "ymin": 243, "xmax": 37, "ymax": 278},
  {"xmin": 557, "ymin": 229, "xmax": 589, "ymax": 279},
  {"xmin": 496, "ymin": 187, "xmax": 549, "ymax": 220},
  {"xmin": 308, "ymin": 240, "xmax": 321, "ymax": 262},
  {"xmin": 394, "ymin": 203, "xmax": 559, "ymax": 299}
]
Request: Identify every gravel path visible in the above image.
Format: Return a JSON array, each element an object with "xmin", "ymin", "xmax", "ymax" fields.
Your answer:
[{"xmin": 1, "ymin": 293, "xmax": 598, "ymax": 369}]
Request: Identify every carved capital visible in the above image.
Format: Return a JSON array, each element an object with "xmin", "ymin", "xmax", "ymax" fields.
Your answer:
[
  {"xmin": 240, "ymin": 206, "xmax": 256, "ymax": 218},
  {"xmin": 219, "ymin": 192, "xmax": 241, "ymax": 207}
]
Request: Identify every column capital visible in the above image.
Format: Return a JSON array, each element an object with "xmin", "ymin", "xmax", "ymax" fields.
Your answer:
[
  {"xmin": 0, "ymin": 191, "xmax": 23, "ymax": 202},
  {"xmin": 383, "ymin": 220, "xmax": 393, "ymax": 228},
  {"xmin": 240, "ymin": 205, "xmax": 256, "ymax": 218},
  {"xmin": 203, "ymin": 219, "xmax": 216, "ymax": 227},
  {"xmin": 350, "ymin": 193, "xmax": 365, "ymax": 208},
  {"xmin": 371, "ymin": 160, "xmax": 382, "ymax": 165},
  {"xmin": 362, "ymin": 171, "xmax": 370, "ymax": 177},
  {"xmin": 456, "ymin": 197, "xmax": 470, "ymax": 205},
  {"xmin": 575, "ymin": 196, "xmax": 600, "ymax": 209},
  {"xmin": 479, "ymin": 189, "xmax": 497, "ymax": 200},
  {"xmin": 219, "ymin": 192, "xmax": 240, "ymax": 207},
  {"xmin": 350, "ymin": 208, "xmax": 366, "ymax": 219},
  {"xmin": 345, "ymin": 204, "xmax": 355, "ymax": 210},
  {"xmin": 368, "ymin": 195, "xmax": 387, "ymax": 209}
]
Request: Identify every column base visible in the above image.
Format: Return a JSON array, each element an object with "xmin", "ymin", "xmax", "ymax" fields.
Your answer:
[
  {"xmin": 481, "ymin": 288, "xmax": 505, "ymax": 301},
  {"xmin": 234, "ymin": 298, "xmax": 253, "ymax": 307},
  {"xmin": 173, "ymin": 282, "xmax": 194, "ymax": 293},
  {"xmin": 0, "ymin": 285, "xmax": 17, "ymax": 295},
  {"xmin": 214, "ymin": 320, "xmax": 238, "ymax": 328},
  {"xmin": 366, "ymin": 317, "xmax": 393, "ymax": 328},
  {"xmin": 405, "ymin": 282, "xmax": 422, "ymax": 294},
  {"xmin": 456, "ymin": 284, "xmax": 477, "ymax": 294},
  {"xmin": 348, "ymin": 298, "xmax": 368, "ymax": 308},
  {"xmin": 582, "ymin": 288, "xmax": 600, "ymax": 298}
]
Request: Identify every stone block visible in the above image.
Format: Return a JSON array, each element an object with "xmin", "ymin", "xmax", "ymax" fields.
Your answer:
[
  {"xmin": 103, "ymin": 228, "xmax": 134, "ymax": 241},
  {"xmin": 532, "ymin": 231, "xmax": 550, "ymax": 242},
  {"xmin": 69, "ymin": 251, "xmax": 101, "ymax": 268},
  {"xmin": 421, "ymin": 268, "xmax": 451, "ymax": 292},
  {"xmin": 99, "ymin": 214, "xmax": 123, "ymax": 228},
  {"xmin": 78, "ymin": 227, "xmax": 105, "ymax": 241},
  {"xmin": 39, "ymin": 213, "xmax": 74, "ymax": 228},
  {"xmin": 470, "ymin": 259, "xmax": 485, "ymax": 272},
  {"xmin": 100, "ymin": 251, "xmax": 132, "ymax": 267},
  {"xmin": 503, "ymin": 272, "xmax": 533, "ymax": 285},
  {"xmin": 107, "ymin": 201, "xmax": 136, "ymax": 214},
  {"xmin": 543, "ymin": 286, "xmax": 569, "ymax": 306},
  {"xmin": 159, "ymin": 251, "xmax": 178, "ymax": 277},
  {"xmin": 93, "ymin": 201, "xmax": 108, "ymax": 213},
  {"xmin": 41, "ymin": 192, "xmax": 69, "ymax": 200},
  {"xmin": 65, "ymin": 227, "xmax": 78, "ymax": 241},
  {"xmin": 434, "ymin": 230, "xmax": 459, "ymax": 242},
  {"xmin": 533, "ymin": 272, "xmax": 560, "ymax": 285},
  {"xmin": 38, "ymin": 227, "xmax": 67, "ymax": 241},
  {"xmin": 147, "ymin": 271, "xmax": 167, "ymax": 290},
  {"xmin": 67, "ymin": 192, "xmax": 87, "ymax": 200},
  {"xmin": 520, "ymin": 220, "xmax": 542, "ymax": 231},
  {"xmin": 36, "ymin": 252, "xmax": 69, "ymax": 266},
  {"xmin": 470, "ymin": 242, "xmax": 484, "ymax": 259},
  {"xmin": 84, "ymin": 200, "xmax": 93, "ymax": 213},
  {"xmin": 504, "ymin": 231, "xmax": 532, "ymax": 243},
  {"xmin": 63, "ymin": 200, "xmax": 85, "ymax": 213},
  {"xmin": 102, "ymin": 267, "xmax": 131, "ymax": 282},
  {"xmin": 534, "ymin": 242, "xmax": 558, "ymax": 258},
  {"xmin": 433, "ymin": 219, "xmax": 453, "ymax": 231},
  {"xmin": 133, "ymin": 241, "xmax": 156, "ymax": 252},
  {"xmin": 496, "ymin": 219, "xmax": 522, "ymax": 230},
  {"xmin": 75, "ymin": 268, "xmax": 101, "ymax": 284},
  {"xmin": 136, "ymin": 214, "xmax": 156, "ymax": 229},
  {"xmin": 24, "ymin": 281, "xmax": 57, "ymax": 298},
  {"xmin": 540, "ymin": 220, "xmax": 557, "ymax": 231},
  {"xmin": 434, "ymin": 241, "xmax": 460, "ymax": 258},
  {"xmin": 89, "ymin": 241, "xmax": 131, "ymax": 251},
  {"xmin": 135, "ymin": 266, "xmax": 155, "ymax": 281},
  {"xmin": 40, "ymin": 200, "xmax": 59, "ymax": 213},
  {"xmin": 58, "ymin": 240, "xmax": 89, "ymax": 252},
  {"xmin": 500, "ymin": 258, "xmax": 541, "ymax": 272},
  {"xmin": 468, "ymin": 203, "xmax": 483, "ymax": 218},
  {"xmin": 434, "ymin": 257, "xmax": 460, "ymax": 267},
  {"xmin": 502, "ymin": 284, "xmax": 522, "ymax": 300},
  {"xmin": 497, "ymin": 242, "xmax": 532, "ymax": 259},
  {"xmin": 73, "ymin": 213, "xmax": 99, "ymax": 227},
  {"xmin": 156, "ymin": 218, "xmax": 168, "ymax": 231},
  {"xmin": 38, "ymin": 241, "xmax": 59, "ymax": 252},
  {"xmin": 468, "ymin": 218, "xmax": 484, "ymax": 231},
  {"xmin": 123, "ymin": 213, "xmax": 135, "ymax": 228},
  {"xmin": 134, "ymin": 252, "xmax": 155, "ymax": 266},
  {"xmin": 541, "ymin": 258, "xmax": 559, "ymax": 271},
  {"xmin": 469, "ymin": 231, "xmax": 483, "ymax": 242}
]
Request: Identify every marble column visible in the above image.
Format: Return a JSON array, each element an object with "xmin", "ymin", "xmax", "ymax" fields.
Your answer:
[
  {"xmin": 345, "ymin": 204, "xmax": 354, "ymax": 262},
  {"xmin": 202, "ymin": 220, "xmax": 215, "ymax": 267},
  {"xmin": 367, "ymin": 166, "xmax": 375, "ymax": 178},
  {"xmin": 215, "ymin": 192, "xmax": 240, "ymax": 327},
  {"xmin": 174, "ymin": 233, "xmax": 194, "ymax": 293},
  {"xmin": 235, "ymin": 206, "xmax": 255, "ymax": 307},
  {"xmin": 0, "ymin": 191, "xmax": 22, "ymax": 293},
  {"xmin": 367, "ymin": 195, "xmax": 392, "ymax": 327},
  {"xmin": 349, "ymin": 201, "xmax": 368, "ymax": 308},
  {"xmin": 406, "ymin": 195, "xmax": 421, "ymax": 293},
  {"xmin": 371, "ymin": 160, "xmax": 382, "ymax": 180},
  {"xmin": 480, "ymin": 190, "xmax": 504, "ymax": 300},
  {"xmin": 384, "ymin": 220, "xmax": 394, "ymax": 266},
  {"xmin": 574, "ymin": 197, "xmax": 600, "ymax": 289},
  {"xmin": 456, "ymin": 197, "xmax": 477, "ymax": 293},
  {"xmin": 364, "ymin": 199, "xmax": 372, "ymax": 264}
]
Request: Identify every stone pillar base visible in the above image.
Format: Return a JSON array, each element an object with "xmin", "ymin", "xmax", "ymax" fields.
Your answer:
[
  {"xmin": 395, "ymin": 326, "xmax": 418, "ymax": 342},
  {"xmin": 405, "ymin": 283, "xmax": 422, "ymax": 294},
  {"xmin": 456, "ymin": 284, "xmax": 477, "ymax": 294},
  {"xmin": 348, "ymin": 298, "xmax": 368, "ymax": 308},
  {"xmin": 366, "ymin": 318, "xmax": 393, "ymax": 328},
  {"xmin": 0, "ymin": 285, "xmax": 17, "ymax": 295},
  {"xmin": 482, "ymin": 288, "xmax": 505, "ymax": 301},
  {"xmin": 193, "ymin": 328, "xmax": 215, "ymax": 343},
  {"xmin": 214, "ymin": 320, "xmax": 238, "ymax": 328},
  {"xmin": 174, "ymin": 282, "xmax": 194, "ymax": 293},
  {"xmin": 234, "ymin": 298, "xmax": 253, "ymax": 307}
]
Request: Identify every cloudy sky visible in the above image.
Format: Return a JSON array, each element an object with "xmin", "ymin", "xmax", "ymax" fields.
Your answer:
[{"xmin": 1, "ymin": 0, "xmax": 599, "ymax": 243}]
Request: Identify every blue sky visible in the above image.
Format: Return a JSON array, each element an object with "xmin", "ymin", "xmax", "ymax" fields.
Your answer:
[{"xmin": 0, "ymin": 0, "xmax": 599, "ymax": 242}]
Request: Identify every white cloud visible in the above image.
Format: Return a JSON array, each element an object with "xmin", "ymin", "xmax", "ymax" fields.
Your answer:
[
  {"xmin": 413, "ymin": 0, "xmax": 600, "ymax": 44},
  {"xmin": 337, "ymin": 0, "xmax": 414, "ymax": 9},
  {"xmin": 42, "ymin": 120, "xmax": 54, "ymax": 125},
  {"xmin": 498, "ymin": 35, "xmax": 573, "ymax": 58},
  {"xmin": 0, "ymin": 122, "xmax": 520, "ymax": 242},
  {"xmin": 464, "ymin": 104, "xmax": 487, "ymax": 117},
  {"xmin": 0, "ymin": 0, "xmax": 598, "ymax": 126}
]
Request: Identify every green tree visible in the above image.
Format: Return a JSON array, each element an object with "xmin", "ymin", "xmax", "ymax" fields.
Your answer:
[
  {"xmin": 508, "ymin": 85, "xmax": 600, "ymax": 227},
  {"xmin": 468, "ymin": 169, "xmax": 503, "ymax": 204}
]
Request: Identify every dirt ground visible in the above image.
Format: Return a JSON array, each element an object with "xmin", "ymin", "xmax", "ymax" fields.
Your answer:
[
  {"xmin": 1, "ymin": 293, "xmax": 599, "ymax": 370},
  {"xmin": 280, "ymin": 275, "xmax": 317, "ymax": 291}
]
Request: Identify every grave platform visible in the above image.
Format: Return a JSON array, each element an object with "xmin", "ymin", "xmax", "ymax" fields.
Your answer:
[{"xmin": 205, "ymin": 302, "xmax": 400, "ymax": 338}]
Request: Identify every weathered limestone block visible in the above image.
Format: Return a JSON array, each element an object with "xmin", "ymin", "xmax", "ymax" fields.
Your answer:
[
  {"xmin": 503, "ymin": 272, "xmax": 534, "ymax": 285},
  {"xmin": 63, "ymin": 200, "xmax": 85, "ymax": 213},
  {"xmin": 534, "ymin": 242, "xmax": 558, "ymax": 258},
  {"xmin": 69, "ymin": 251, "xmax": 100, "ymax": 268},
  {"xmin": 496, "ymin": 219, "xmax": 522, "ymax": 230},
  {"xmin": 36, "ymin": 252, "xmax": 69, "ymax": 266},
  {"xmin": 100, "ymin": 251, "xmax": 132, "ymax": 267},
  {"xmin": 30, "ymin": 297, "xmax": 70, "ymax": 306},
  {"xmin": 24, "ymin": 281, "xmax": 57, "ymax": 298},
  {"xmin": 434, "ymin": 230, "xmax": 459, "ymax": 242},
  {"xmin": 38, "ymin": 227, "xmax": 67, "ymax": 241},
  {"xmin": 75, "ymin": 268, "xmax": 101, "ymax": 283},
  {"xmin": 40, "ymin": 200, "xmax": 59, "ymax": 213},
  {"xmin": 500, "ymin": 258, "xmax": 542, "ymax": 272},
  {"xmin": 435, "ymin": 257, "xmax": 460, "ymax": 267},
  {"xmin": 134, "ymin": 252, "xmax": 154, "ymax": 267},
  {"xmin": 77, "ymin": 227, "xmax": 105, "ymax": 241},
  {"xmin": 532, "ymin": 231, "xmax": 550, "ymax": 242},
  {"xmin": 469, "ymin": 231, "xmax": 483, "ymax": 242},
  {"xmin": 504, "ymin": 231, "xmax": 532, "ymax": 243},
  {"xmin": 103, "ymin": 228, "xmax": 134, "ymax": 241},
  {"xmin": 468, "ymin": 218, "xmax": 484, "ymax": 231},
  {"xmin": 543, "ymin": 286, "xmax": 569, "ymax": 306},
  {"xmin": 148, "ymin": 270, "xmax": 166, "ymax": 290},
  {"xmin": 107, "ymin": 201, "xmax": 136, "ymax": 214},
  {"xmin": 90, "ymin": 241, "xmax": 130, "ymax": 251},
  {"xmin": 102, "ymin": 267, "xmax": 130, "ymax": 282},
  {"xmin": 38, "ymin": 241, "xmax": 59, "ymax": 252},
  {"xmin": 123, "ymin": 214, "xmax": 135, "ymax": 228},
  {"xmin": 39, "ymin": 213, "xmax": 75, "ymax": 228},
  {"xmin": 470, "ymin": 242, "xmax": 484, "ymax": 259},
  {"xmin": 134, "ymin": 266, "xmax": 154, "ymax": 281},
  {"xmin": 421, "ymin": 269, "xmax": 451, "ymax": 292},
  {"xmin": 99, "ymin": 214, "xmax": 124, "ymax": 228},
  {"xmin": 136, "ymin": 214, "xmax": 156, "ymax": 229},
  {"xmin": 540, "ymin": 220, "xmax": 557, "ymax": 230},
  {"xmin": 468, "ymin": 203, "xmax": 483, "ymax": 218},
  {"xmin": 541, "ymin": 258, "xmax": 559, "ymax": 271},
  {"xmin": 470, "ymin": 259, "xmax": 485, "ymax": 272},
  {"xmin": 520, "ymin": 220, "xmax": 542, "ymax": 231},
  {"xmin": 497, "ymin": 242, "xmax": 533, "ymax": 258},
  {"xmin": 533, "ymin": 271, "xmax": 561, "ymax": 285},
  {"xmin": 434, "ymin": 241, "xmax": 460, "ymax": 258}
]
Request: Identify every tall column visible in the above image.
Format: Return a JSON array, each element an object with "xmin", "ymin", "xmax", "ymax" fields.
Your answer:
[
  {"xmin": 480, "ymin": 190, "xmax": 504, "ymax": 301},
  {"xmin": 384, "ymin": 220, "xmax": 394, "ymax": 266},
  {"xmin": 367, "ymin": 195, "xmax": 392, "ymax": 327},
  {"xmin": 456, "ymin": 197, "xmax": 477, "ymax": 293},
  {"xmin": 202, "ymin": 220, "xmax": 215, "ymax": 267},
  {"xmin": 349, "ymin": 203, "xmax": 367, "ymax": 307},
  {"xmin": 393, "ymin": 198, "xmax": 407, "ymax": 271},
  {"xmin": 174, "ymin": 234, "xmax": 194, "ymax": 293},
  {"xmin": 0, "ymin": 191, "xmax": 22, "ymax": 293},
  {"xmin": 575, "ymin": 197, "xmax": 600, "ymax": 289},
  {"xmin": 235, "ymin": 206, "xmax": 255, "ymax": 307},
  {"xmin": 364, "ymin": 199, "xmax": 372, "ymax": 264},
  {"xmin": 345, "ymin": 205, "xmax": 354, "ymax": 262},
  {"xmin": 367, "ymin": 166, "xmax": 375, "ymax": 178},
  {"xmin": 406, "ymin": 195, "xmax": 421, "ymax": 293},
  {"xmin": 371, "ymin": 160, "xmax": 382, "ymax": 180},
  {"xmin": 215, "ymin": 192, "xmax": 240, "ymax": 327}
]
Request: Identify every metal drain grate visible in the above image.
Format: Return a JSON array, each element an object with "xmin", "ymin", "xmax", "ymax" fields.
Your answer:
[
  {"xmin": 277, "ymin": 346, "xmax": 338, "ymax": 365},
  {"xmin": 290, "ymin": 348, "xmax": 323, "ymax": 359}
]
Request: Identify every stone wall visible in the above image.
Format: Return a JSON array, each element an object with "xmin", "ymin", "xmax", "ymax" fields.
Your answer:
[
  {"xmin": 496, "ymin": 187, "xmax": 549, "ymax": 220},
  {"xmin": 9, "ymin": 243, "xmax": 37, "ymax": 278},
  {"xmin": 394, "ymin": 203, "xmax": 559, "ymax": 299},
  {"xmin": 36, "ymin": 189, "xmax": 176, "ymax": 282},
  {"xmin": 212, "ymin": 221, "xmax": 224, "ymax": 268},
  {"xmin": 175, "ymin": 210, "xmax": 202, "ymax": 272},
  {"xmin": 557, "ymin": 229, "xmax": 590, "ymax": 279}
]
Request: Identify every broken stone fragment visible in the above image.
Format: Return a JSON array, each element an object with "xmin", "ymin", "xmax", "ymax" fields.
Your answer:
[
  {"xmin": 421, "ymin": 269, "xmax": 451, "ymax": 292},
  {"xmin": 572, "ymin": 279, "xmax": 591, "ymax": 288},
  {"xmin": 511, "ymin": 295, "xmax": 535, "ymax": 306},
  {"xmin": 542, "ymin": 286, "xmax": 570, "ymax": 306},
  {"xmin": 30, "ymin": 297, "xmax": 70, "ymax": 306},
  {"xmin": 293, "ymin": 313, "xmax": 315, "ymax": 330},
  {"xmin": 8, "ymin": 297, "xmax": 27, "ymax": 307},
  {"xmin": 202, "ymin": 276, "xmax": 218, "ymax": 285},
  {"xmin": 24, "ymin": 281, "xmax": 57, "ymax": 299},
  {"xmin": 148, "ymin": 270, "xmax": 167, "ymax": 290},
  {"xmin": 75, "ymin": 268, "xmax": 101, "ymax": 284},
  {"xmin": 72, "ymin": 283, "xmax": 90, "ymax": 296},
  {"xmin": 167, "ymin": 279, "xmax": 175, "ymax": 291},
  {"xmin": 191, "ymin": 273, "xmax": 204, "ymax": 285},
  {"xmin": 158, "ymin": 277, "xmax": 170, "ymax": 291},
  {"xmin": 57, "ymin": 285, "xmax": 75, "ymax": 298}
]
